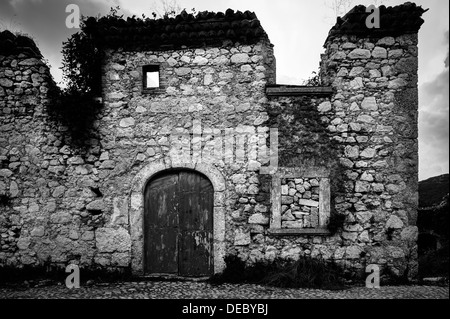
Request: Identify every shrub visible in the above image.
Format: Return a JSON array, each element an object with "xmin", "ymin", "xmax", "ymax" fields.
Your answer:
[
  {"xmin": 380, "ymin": 266, "xmax": 410, "ymax": 286},
  {"xmin": 0, "ymin": 263, "xmax": 133, "ymax": 287},
  {"xmin": 419, "ymin": 244, "xmax": 449, "ymax": 279},
  {"xmin": 209, "ymin": 255, "xmax": 346, "ymax": 290},
  {"xmin": 262, "ymin": 257, "xmax": 345, "ymax": 290},
  {"xmin": 209, "ymin": 255, "xmax": 250, "ymax": 284}
]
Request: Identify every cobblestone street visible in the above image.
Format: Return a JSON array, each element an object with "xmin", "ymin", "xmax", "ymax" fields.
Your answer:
[{"xmin": 0, "ymin": 281, "xmax": 448, "ymax": 299}]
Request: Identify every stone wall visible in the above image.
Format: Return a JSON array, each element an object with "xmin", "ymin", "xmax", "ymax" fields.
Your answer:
[
  {"xmin": 0, "ymin": 31, "xmax": 58, "ymax": 266},
  {"xmin": 318, "ymin": 32, "xmax": 420, "ymax": 278}
]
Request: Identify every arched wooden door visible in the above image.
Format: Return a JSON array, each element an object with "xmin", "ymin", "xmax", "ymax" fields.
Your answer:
[{"xmin": 144, "ymin": 170, "xmax": 214, "ymax": 276}]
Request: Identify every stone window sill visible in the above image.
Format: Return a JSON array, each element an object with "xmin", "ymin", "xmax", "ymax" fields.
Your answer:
[{"xmin": 268, "ymin": 228, "xmax": 331, "ymax": 236}]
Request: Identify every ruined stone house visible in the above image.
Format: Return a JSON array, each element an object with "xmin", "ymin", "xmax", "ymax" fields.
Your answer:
[{"xmin": 0, "ymin": 3, "xmax": 426, "ymax": 280}]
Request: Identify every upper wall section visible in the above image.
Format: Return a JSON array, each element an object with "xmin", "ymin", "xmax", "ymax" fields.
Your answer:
[
  {"xmin": 326, "ymin": 2, "xmax": 427, "ymax": 41},
  {"xmin": 83, "ymin": 9, "xmax": 271, "ymax": 51},
  {"xmin": 0, "ymin": 30, "xmax": 42, "ymax": 58},
  {"xmin": 320, "ymin": 2, "xmax": 427, "ymax": 88},
  {"xmin": 0, "ymin": 31, "xmax": 55, "ymax": 114}
]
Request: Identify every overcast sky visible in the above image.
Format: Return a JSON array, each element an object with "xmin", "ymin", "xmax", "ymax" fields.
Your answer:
[{"xmin": 0, "ymin": 0, "xmax": 448, "ymax": 181}]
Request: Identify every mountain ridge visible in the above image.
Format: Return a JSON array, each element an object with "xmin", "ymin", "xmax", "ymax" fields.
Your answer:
[{"xmin": 419, "ymin": 173, "xmax": 449, "ymax": 208}]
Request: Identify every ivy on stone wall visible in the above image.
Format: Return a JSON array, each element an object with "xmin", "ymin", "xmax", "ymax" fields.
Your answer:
[
  {"xmin": 61, "ymin": 30, "xmax": 103, "ymax": 95},
  {"xmin": 54, "ymin": 9, "xmax": 124, "ymax": 149},
  {"xmin": 61, "ymin": 8, "xmax": 118, "ymax": 95},
  {"xmin": 61, "ymin": 7, "xmax": 141, "ymax": 94}
]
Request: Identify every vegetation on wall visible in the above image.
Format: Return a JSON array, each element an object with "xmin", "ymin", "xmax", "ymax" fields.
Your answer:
[
  {"xmin": 301, "ymin": 71, "xmax": 322, "ymax": 86},
  {"xmin": 60, "ymin": 5, "xmax": 195, "ymax": 95},
  {"xmin": 61, "ymin": 27, "xmax": 103, "ymax": 95},
  {"xmin": 60, "ymin": 7, "xmax": 125, "ymax": 95},
  {"xmin": 49, "ymin": 8, "xmax": 123, "ymax": 150},
  {"xmin": 0, "ymin": 263, "xmax": 133, "ymax": 287},
  {"xmin": 209, "ymin": 255, "xmax": 347, "ymax": 290}
]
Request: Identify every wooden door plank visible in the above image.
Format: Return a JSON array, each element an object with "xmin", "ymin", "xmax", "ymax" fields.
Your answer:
[
  {"xmin": 178, "ymin": 230, "xmax": 213, "ymax": 276},
  {"xmin": 178, "ymin": 171, "xmax": 214, "ymax": 276},
  {"xmin": 146, "ymin": 228, "xmax": 178, "ymax": 273},
  {"xmin": 144, "ymin": 172, "xmax": 179, "ymax": 274}
]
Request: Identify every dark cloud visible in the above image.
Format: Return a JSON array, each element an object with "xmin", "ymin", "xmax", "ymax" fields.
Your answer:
[
  {"xmin": 418, "ymin": 30, "xmax": 449, "ymax": 180},
  {"xmin": 0, "ymin": 0, "xmax": 132, "ymax": 85}
]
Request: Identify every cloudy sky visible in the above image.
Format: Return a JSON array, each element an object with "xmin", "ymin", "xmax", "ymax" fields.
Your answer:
[{"xmin": 0, "ymin": 0, "xmax": 448, "ymax": 181}]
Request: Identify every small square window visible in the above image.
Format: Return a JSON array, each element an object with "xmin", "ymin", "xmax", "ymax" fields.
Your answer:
[
  {"xmin": 146, "ymin": 71, "xmax": 159, "ymax": 88},
  {"xmin": 143, "ymin": 65, "xmax": 160, "ymax": 89}
]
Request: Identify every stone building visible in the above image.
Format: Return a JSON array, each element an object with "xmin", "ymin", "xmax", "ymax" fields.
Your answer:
[{"xmin": 0, "ymin": 3, "xmax": 426, "ymax": 280}]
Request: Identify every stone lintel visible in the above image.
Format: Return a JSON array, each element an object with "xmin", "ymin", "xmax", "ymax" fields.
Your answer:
[
  {"xmin": 275, "ymin": 167, "xmax": 330, "ymax": 178},
  {"xmin": 266, "ymin": 86, "xmax": 334, "ymax": 97}
]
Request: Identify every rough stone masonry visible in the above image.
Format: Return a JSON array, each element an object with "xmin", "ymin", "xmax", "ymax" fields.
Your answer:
[{"xmin": 0, "ymin": 3, "xmax": 426, "ymax": 280}]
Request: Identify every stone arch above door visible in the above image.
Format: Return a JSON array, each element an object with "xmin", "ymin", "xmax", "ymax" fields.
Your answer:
[{"xmin": 129, "ymin": 160, "xmax": 226, "ymax": 275}]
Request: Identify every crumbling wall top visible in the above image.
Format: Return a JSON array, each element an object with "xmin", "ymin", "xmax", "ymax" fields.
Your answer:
[
  {"xmin": 84, "ymin": 9, "xmax": 270, "ymax": 51},
  {"xmin": 326, "ymin": 2, "xmax": 427, "ymax": 43},
  {"xmin": 0, "ymin": 30, "xmax": 42, "ymax": 58}
]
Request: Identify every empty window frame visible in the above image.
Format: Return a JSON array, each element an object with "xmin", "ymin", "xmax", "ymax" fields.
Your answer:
[
  {"xmin": 268, "ymin": 167, "xmax": 331, "ymax": 236},
  {"xmin": 143, "ymin": 65, "xmax": 160, "ymax": 89}
]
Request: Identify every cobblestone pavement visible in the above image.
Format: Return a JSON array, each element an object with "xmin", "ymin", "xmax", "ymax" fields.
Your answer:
[{"xmin": 0, "ymin": 281, "xmax": 448, "ymax": 299}]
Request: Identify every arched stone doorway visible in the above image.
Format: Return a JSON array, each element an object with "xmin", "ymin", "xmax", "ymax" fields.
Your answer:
[
  {"xmin": 129, "ymin": 161, "xmax": 226, "ymax": 276},
  {"xmin": 144, "ymin": 169, "xmax": 214, "ymax": 276}
]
